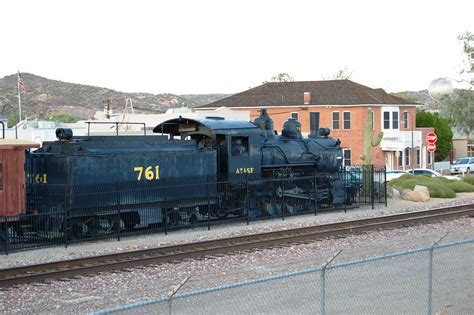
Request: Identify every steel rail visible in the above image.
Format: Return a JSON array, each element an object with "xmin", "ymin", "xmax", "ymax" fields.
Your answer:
[{"xmin": 0, "ymin": 204, "xmax": 472, "ymax": 287}]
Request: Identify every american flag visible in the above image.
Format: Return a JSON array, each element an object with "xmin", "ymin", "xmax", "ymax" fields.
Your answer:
[{"xmin": 17, "ymin": 71, "xmax": 27, "ymax": 94}]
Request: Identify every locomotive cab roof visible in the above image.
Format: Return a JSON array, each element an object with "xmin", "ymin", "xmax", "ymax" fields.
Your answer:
[{"xmin": 153, "ymin": 117, "xmax": 259, "ymax": 139}]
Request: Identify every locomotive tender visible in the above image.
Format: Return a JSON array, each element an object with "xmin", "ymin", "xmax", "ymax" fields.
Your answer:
[{"xmin": 22, "ymin": 109, "xmax": 349, "ymax": 236}]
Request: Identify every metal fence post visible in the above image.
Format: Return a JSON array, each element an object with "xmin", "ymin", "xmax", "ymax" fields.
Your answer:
[
  {"xmin": 371, "ymin": 165, "xmax": 375, "ymax": 210},
  {"xmin": 314, "ymin": 171, "xmax": 318, "ymax": 216},
  {"xmin": 63, "ymin": 185, "xmax": 69, "ymax": 248},
  {"xmin": 320, "ymin": 250, "xmax": 342, "ymax": 315},
  {"xmin": 343, "ymin": 168, "xmax": 347, "ymax": 213},
  {"xmin": 116, "ymin": 182, "xmax": 121, "ymax": 242},
  {"xmin": 246, "ymin": 173, "xmax": 250, "ymax": 225},
  {"xmin": 281, "ymin": 179, "xmax": 285, "ymax": 221},
  {"xmin": 3, "ymin": 220, "xmax": 8, "ymax": 255},
  {"xmin": 427, "ymin": 233, "xmax": 449, "ymax": 315},
  {"xmin": 167, "ymin": 276, "xmax": 190, "ymax": 315},
  {"xmin": 384, "ymin": 166, "xmax": 387, "ymax": 207},
  {"xmin": 164, "ymin": 185, "xmax": 168, "ymax": 236},
  {"xmin": 207, "ymin": 176, "xmax": 211, "ymax": 231}
]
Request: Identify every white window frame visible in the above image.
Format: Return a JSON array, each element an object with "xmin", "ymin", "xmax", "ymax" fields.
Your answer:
[
  {"xmin": 332, "ymin": 111, "xmax": 340, "ymax": 130},
  {"xmin": 381, "ymin": 107, "xmax": 400, "ymax": 130},
  {"xmin": 392, "ymin": 111, "xmax": 399, "ymax": 129},
  {"xmin": 343, "ymin": 111, "xmax": 351, "ymax": 130}
]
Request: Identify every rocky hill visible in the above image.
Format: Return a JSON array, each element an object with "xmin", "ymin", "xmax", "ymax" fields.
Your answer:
[
  {"xmin": 391, "ymin": 90, "xmax": 437, "ymax": 109},
  {"xmin": 0, "ymin": 73, "xmax": 229, "ymax": 120}
]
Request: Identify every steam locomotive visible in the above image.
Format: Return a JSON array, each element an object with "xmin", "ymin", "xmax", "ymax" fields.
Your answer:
[{"xmin": 22, "ymin": 109, "xmax": 349, "ymax": 237}]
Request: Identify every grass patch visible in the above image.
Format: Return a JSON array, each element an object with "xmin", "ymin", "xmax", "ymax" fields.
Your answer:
[
  {"xmin": 462, "ymin": 175, "xmax": 474, "ymax": 185},
  {"xmin": 447, "ymin": 180, "xmax": 474, "ymax": 192}
]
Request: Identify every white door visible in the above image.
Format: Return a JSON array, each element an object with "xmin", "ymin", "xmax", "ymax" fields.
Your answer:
[{"xmin": 385, "ymin": 152, "xmax": 394, "ymax": 170}]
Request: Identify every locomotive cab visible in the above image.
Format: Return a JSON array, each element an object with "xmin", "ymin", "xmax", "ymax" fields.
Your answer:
[{"xmin": 154, "ymin": 117, "xmax": 261, "ymax": 181}]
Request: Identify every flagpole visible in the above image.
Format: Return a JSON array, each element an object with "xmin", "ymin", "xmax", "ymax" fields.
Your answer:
[{"xmin": 17, "ymin": 75, "xmax": 22, "ymax": 123}]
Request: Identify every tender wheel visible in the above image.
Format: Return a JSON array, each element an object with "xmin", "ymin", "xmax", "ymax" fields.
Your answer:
[{"xmin": 467, "ymin": 167, "xmax": 471, "ymax": 174}]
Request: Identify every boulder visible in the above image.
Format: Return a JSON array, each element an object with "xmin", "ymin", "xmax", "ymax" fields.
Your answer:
[
  {"xmin": 414, "ymin": 185, "xmax": 430, "ymax": 202},
  {"xmin": 391, "ymin": 187, "xmax": 402, "ymax": 199},
  {"xmin": 401, "ymin": 185, "xmax": 430, "ymax": 202}
]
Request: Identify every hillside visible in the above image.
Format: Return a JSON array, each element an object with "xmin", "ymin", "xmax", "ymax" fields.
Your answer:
[
  {"xmin": 0, "ymin": 73, "xmax": 229, "ymax": 120},
  {"xmin": 391, "ymin": 90, "xmax": 437, "ymax": 108}
]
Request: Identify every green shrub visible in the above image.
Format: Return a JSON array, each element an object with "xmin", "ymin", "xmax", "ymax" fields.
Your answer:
[
  {"xmin": 447, "ymin": 180, "xmax": 474, "ymax": 192},
  {"xmin": 462, "ymin": 175, "xmax": 474, "ymax": 185},
  {"xmin": 389, "ymin": 175, "xmax": 456, "ymax": 198}
]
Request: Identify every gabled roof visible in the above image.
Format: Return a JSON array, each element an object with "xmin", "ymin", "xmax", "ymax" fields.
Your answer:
[{"xmin": 198, "ymin": 80, "xmax": 419, "ymax": 108}]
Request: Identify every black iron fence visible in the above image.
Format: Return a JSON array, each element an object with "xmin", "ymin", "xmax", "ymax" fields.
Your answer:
[{"xmin": 1, "ymin": 166, "xmax": 386, "ymax": 254}]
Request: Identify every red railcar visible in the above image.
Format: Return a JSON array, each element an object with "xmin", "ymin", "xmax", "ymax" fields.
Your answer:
[{"xmin": 0, "ymin": 140, "xmax": 40, "ymax": 219}]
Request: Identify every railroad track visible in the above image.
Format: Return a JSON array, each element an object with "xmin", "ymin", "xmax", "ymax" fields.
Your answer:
[{"xmin": 0, "ymin": 204, "xmax": 472, "ymax": 287}]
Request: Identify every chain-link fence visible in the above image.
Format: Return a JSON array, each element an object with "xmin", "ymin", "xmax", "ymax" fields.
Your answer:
[{"xmin": 91, "ymin": 238, "xmax": 473, "ymax": 315}]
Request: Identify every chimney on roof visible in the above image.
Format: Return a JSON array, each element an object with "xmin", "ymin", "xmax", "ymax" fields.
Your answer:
[{"xmin": 303, "ymin": 92, "xmax": 311, "ymax": 105}]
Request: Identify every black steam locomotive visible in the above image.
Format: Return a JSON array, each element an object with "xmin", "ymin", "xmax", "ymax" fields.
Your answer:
[{"xmin": 25, "ymin": 110, "xmax": 349, "ymax": 236}]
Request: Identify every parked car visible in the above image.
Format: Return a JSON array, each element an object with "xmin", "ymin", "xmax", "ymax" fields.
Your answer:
[
  {"xmin": 385, "ymin": 170, "xmax": 408, "ymax": 181},
  {"xmin": 450, "ymin": 157, "xmax": 474, "ymax": 175},
  {"xmin": 407, "ymin": 169, "xmax": 461, "ymax": 180}
]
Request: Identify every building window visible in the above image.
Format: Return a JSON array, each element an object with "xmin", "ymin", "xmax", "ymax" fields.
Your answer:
[
  {"xmin": 332, "ymin": 112, "xmax": 340, "ymax": 130},
  {"xmin": 405, "ymin": 148, "xmax": 410, "ymax": 166},
  {"xmin": 468, "ymin": 140, "xmax": 474, "ymax": 157},
  {"xmin": 343, "ymin": 112, "xmax": 351, "ymax": 130},
  {"xmin": 231, "ymin": 136, "xmax": 249, "ymax": 156},
  {"xmin": 416, "ymin": 148, "xmax": 420, "ymax": 165},
  {"xmin": 392, "ymin": 111, "xmax": 399, "ymax": 129},
  {"xmin": 343, "ymin": 149, "xmax": 351, "ymax": 166},
  {"xmin": 0, "ymin": 163, "xmax": 2, "ymax": 191},
  {"xmin": 428, "ymin": 151, "xmax": 432, "ymax": 164},
  {"xmin": 383, "ymin": 112, "xmax": 390, "ymax": 129},
  {"xmin": 383, "ymin": 109, "xmax": 401, "ymax": 130},
  {"xmin": 403, "ymin": 112, "xmax": 409, "ymax": 128},
  {"xmin": 291, "ymin": 112, "xmax": 298, "ymax": 120},
  {"xmin": 398, "ymin": 151, "xmax": 403, "ymax": 166}
]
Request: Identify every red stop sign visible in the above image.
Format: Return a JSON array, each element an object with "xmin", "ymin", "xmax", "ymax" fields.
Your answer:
[
  {"xmin": 426, "ymin": 132, "xmax": 437, "ymax": 144},
  {"xmin": 427, "ymin": 143, "xmax": 436, "ymax": 152}
]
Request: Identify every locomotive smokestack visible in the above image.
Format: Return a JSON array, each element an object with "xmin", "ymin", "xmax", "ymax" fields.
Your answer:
[{"xmin": 309, "ymin": 112, "xmax": 320, "ymax": 138}]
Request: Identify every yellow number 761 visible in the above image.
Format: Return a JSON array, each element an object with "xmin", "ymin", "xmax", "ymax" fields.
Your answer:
[{"xmin": 134, "ymin": 166, "xmax": 160, "ymax": 181}]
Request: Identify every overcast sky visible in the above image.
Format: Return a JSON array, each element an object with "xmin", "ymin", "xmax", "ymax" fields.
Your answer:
[{"xmin": 1, "ymin": 0, "xmax": 472, "ymax": 95}]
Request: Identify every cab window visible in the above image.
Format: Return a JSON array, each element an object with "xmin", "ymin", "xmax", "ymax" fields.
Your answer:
[{"xmin": 231, "ymin": 136, "xmax": 249, "ymax": 156}]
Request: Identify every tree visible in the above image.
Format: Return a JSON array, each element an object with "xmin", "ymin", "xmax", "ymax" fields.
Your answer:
[
  {"xmin": 457, "ymin": 31, "xmax": 473, "ymax": 83},
  {"xmin": 416, "ymin": 110, "xmax": 453, "ymax": 161},
  {"xmin": 436, "ymin": 32, "xmax": 474, "ymax": 135},
  {"xmin": 46, "ymin": 114, "xmax": 82, "ymax": 123},
  {"xmin": 322, "ymin": 67, "xmax": 353, "ymax": 80},
  {"xmin": 266, "ymin": 73, "xmax": 295, "ymax": 83}
]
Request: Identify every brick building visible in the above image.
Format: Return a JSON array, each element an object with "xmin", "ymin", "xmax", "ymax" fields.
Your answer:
[{"xmin": 197, "ymin": 80, "xmax": 434, "ymax": 170}]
